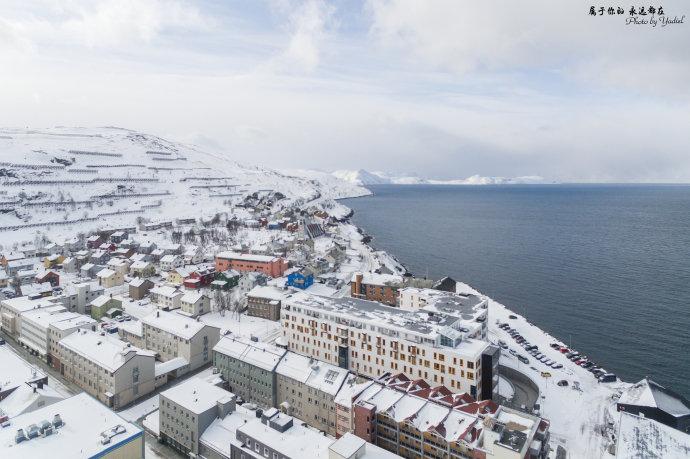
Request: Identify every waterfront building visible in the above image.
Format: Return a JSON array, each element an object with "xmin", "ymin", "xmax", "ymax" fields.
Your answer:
[{"xmin": 281, "ymin": 291, "xmax": 497, "ymax": 400}]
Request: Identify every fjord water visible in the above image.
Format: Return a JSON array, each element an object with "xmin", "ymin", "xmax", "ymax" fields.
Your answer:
[{"xmin": 342, "ymin": 184, "xmax": 690, "ymax": 397}]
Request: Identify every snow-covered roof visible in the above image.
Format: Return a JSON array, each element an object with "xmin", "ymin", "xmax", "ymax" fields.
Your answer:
[
  {"xmin": 247, "ymin": 285, "xmax": 286, "ymax": 301},
  {"xmin": 617, "ymin": 412, "xmax": 690, "ymax": 459},
  {"xmin": 90, "ymin": 294, "xmax": 116, "ymax": 307},
  {"xmin": 285, "ymin": 291, "xmax": 489, "ymax": 358},
  {"xmin": 150, "ymin": 285, "xmax": 183, "ymax": 298},
  {"xmin": 160, "ymin": 254, "xmax": 179, "ymax": 262},
  {"xmin": 130, "ymin": 260, "xmax": 151, "ymax": 269},
  {"xmin": 180, "ymin": 291, "xmax": 205, "ymax": 305},
  {"xmin": 237, "ymin": 413, "xmax": 334, "ymax": 458},
  {"xmin": 141, "ymin": 310, "xmax": 215, "ymax": 340},
  {"xmin": 216, "ymin": 251, "xmax": 279, "ymax": 263},
  {"xmin": 276, "ymin": 352, "xmax": 351, "ymax": 396},
  {"xmin": 0, "ymin": 392, "xmax": 142, "ymax": 459},
  {"xmin": 0, "ymin": 382, "xmax": 63, "ymax": 418},
  {"xmin": 154, "ymin": 356, "xmax": 189, "ymax": 377},
  {"xmin": 213, "ymin": 336, "xmax": 286, "ymax": 371},
  {"xmin": 128, "ymin": 277, "xmax": 151, "ymax": 288},
  {"xmin": 350, "ymin": 271, "xmax": 403, "ymax": 286},
  {"xmin": 58, "ymin": 329, "xmax": 154, "ymax": 372},
  {"xmin": 0, "ymin": 296, "xmax": 57, "ymax": 314},
  {"xmin": 160, "ymin": 377, "xmax": 233, "ymax": 415},
  {"xmin": 618, "ymin": 379, "xmax": 690, "ymax": 417},
  {"xmin": 334, "ymin": 380, "xmax": 377, "ymax": 407},
  {"xmin": 330, "ymin": 433, "xmax": 400, "ymax": 459},
  {"xmin": 96, "ymin": 268, "xmax": 116, "ymax": 278},
  {"xmin": 0, "ymin": 345, "xmax": 47, "ymax": 394},
  {"xmin": 200, "ymin": 405, "xmax": 254, "ymax": 456}
]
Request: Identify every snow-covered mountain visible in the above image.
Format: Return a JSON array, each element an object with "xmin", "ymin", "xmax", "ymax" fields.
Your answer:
[
  {"xmin": 332, "ymin": 169, "xmax": 545, "ymax": 186},
  {"xmin": 332, "ymin": 169, "xmax": 393, "ymax": 185},
  {"xmin": 0, "ymin": 127, "xmax": 368, "ymax": 246}
]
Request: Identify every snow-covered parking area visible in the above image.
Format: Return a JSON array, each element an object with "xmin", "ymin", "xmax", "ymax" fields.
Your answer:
[{"xmin": 457, "ymin": 282, "xmax": 630, "ymax": 458}]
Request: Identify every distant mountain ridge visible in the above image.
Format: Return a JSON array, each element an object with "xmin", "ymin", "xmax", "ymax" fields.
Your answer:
[{"xmin": 332, "ymin": 169, "xmax": 545, "ymax": 186}]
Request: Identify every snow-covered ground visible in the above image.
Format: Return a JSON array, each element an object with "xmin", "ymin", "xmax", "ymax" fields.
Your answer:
[
  {"xmin": 0, "ymin": 127, "xmax": 369, "ymax": 247},
  {"xmin": 456, "ymin": 282, "xmax": 629, "ymax": 458}
]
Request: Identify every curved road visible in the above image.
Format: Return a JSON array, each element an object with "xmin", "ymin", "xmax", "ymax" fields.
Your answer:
[{"xmin": 499, "ymin": 364, "xmax": 540, "ymax": 411}]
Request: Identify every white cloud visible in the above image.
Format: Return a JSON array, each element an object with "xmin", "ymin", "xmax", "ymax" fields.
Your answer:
[
  {"xmin": 1, "ymin": 1, "xmax": 689, "ymax": 182},
  {"xmin": 366, "ymin": 0, "xmax": 690, "ymax": 95}
]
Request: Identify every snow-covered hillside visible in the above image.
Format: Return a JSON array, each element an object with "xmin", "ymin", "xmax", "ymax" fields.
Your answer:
[
  {"xmin": 0, "ymin": 127, "xmax": 368, "ymax": 246},
  {"xmin": 332, "ymin": 169, "xmax": 545, "ymax": 186},
  {"xmin": 332, "ymin": 169, "xmax": 393, "ymax": 185}
]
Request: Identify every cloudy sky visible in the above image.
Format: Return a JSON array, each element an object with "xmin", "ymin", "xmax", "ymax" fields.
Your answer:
[{"xmin": 1, "ymin": 1, "xmax": 689, "ymax": 182}]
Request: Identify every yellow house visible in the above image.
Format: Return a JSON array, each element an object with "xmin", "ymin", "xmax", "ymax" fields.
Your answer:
[
  {"xmin": 167, "ymin": 267, "xmax": 191, "ymax": 285},
  {"xmin": 43, "ymin": 254, "xmax": 65, "ymax": 269}
]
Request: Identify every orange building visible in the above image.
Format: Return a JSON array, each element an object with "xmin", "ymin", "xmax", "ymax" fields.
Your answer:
[{"xmin": 215, "ymin": 251, "xmax": 288, "ymax": 278}]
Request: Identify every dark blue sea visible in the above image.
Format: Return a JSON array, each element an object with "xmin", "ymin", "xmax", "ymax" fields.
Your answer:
[{"xmin": 342, "ymin": 184, "xmax": 690, "ymax": 398}]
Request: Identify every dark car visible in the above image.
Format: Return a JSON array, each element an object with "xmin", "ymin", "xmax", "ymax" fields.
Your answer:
[
  {"xmin": 517, "ymin": 355, "xmax": 529, "ymax": 364},
  {"xmin": 598, "ymin": 373, "xmax": 617, "ymax": 383},
  {"xmin": 550, "ymin": 343, "xmax": 561, "ymax": 349},
  {"xmin": 557, "ymin": 380, "xmax": 569, "ymax": 387}
]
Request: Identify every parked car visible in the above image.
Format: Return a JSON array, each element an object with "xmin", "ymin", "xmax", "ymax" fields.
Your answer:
[
  {"xmin": 509, "ymin": 349, "xmax": 518, "ymax": 356},
  {"xmin": 557, "ymin": 380, "xmax": 569, "ymax": 387},
  {"xmin": 517, "ymin": 355, "xmax": 530, "ymax": 364},
  {"xmin": 0, "ymin": 338, "xmax": 5, "ymax": 345},
  {"xmin": 551, "ymin": 363, "xmax": 563, "ymax": 369},
  {"xmin": 509, "ymin": 315, "xmax": 517, "ymax": 319},
  {"xmin": 559, "ymin": 347, "xmax": 570, "ymax": 353},
  {"xmin": 550, "ymin": 343, "xmax": 561, "ymax": 349},
  {"xmin": 598, "ymin": 373, "xmax": 617, "ymax": 383}
]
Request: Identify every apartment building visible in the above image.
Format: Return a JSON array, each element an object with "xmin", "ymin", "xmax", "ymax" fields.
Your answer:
[
  {"xmin": 1, "ymin": 296, "xmax": 59, "ymax": 337},
  {"xmin": 160, "ymin": 254, "xmax": 184, "ymax": 271},
  {"xmin": 199, "ymin": 404, "xmax": 398, "ymax": 459},
  {"xmin": 281, "ymin": 292, "xmax": 497, "ymax": 400},
  {"xmin": 150, "ymin": 285, "xmax": 184, "ymax": 310},
  {"xmin": 350, "ymin": 272, "xmax": 404, "ymax": 306},
  {"xmin": 58, "ymin": 329, "xmax": 156, "ymax": 409},
  {"xmin": 51, "ymin": 281, "xmax": 104, "ymax": 314},
  {"xmin": 159, "ymin": 377, "xmax": 236, "ymax": 456},
  {"xmin": 18, "ymin": 306, "xmax": 96, "ymax": 363},
  {"xmin": 348, "ymin": 374, "xmax": 550, "ymax": 459},
  {"xmin": 275, "ymin": 351, "xmax": 352, "ymax": 436},
  {"xmin": 0, "ymin": 392, "xmax": 144, "ymax": 459},
  {"xmin": 213, "ymin": 336, "xmax": 286, "ymax": 408},
  {"xmin": 215, "ymin": 251, "xmax": 288, "ymax": 278},
  {"xmin": 480, "ymin": 406, "xmax": 551, "ymax": 459},
  {"xmin": 180, "ymin": 291, "xmax": 211, "ymax": 317},
  {"xmin": 140, "ymin": 310, "xmax": 220, "ymax": 374},
  {"xmin": 246, "ymin": 285, "xmax": 286, "ymax": 321}
]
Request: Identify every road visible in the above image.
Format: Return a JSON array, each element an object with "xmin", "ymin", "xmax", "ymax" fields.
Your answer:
[{"xmin": 499, "ymin": 364, "xmax": 540, "ymax": 411}]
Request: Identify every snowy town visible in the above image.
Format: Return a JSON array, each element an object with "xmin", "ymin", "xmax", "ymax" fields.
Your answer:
[{"xmin": 0, "ymin": 128, "xmax": 689, "ymax": 459}]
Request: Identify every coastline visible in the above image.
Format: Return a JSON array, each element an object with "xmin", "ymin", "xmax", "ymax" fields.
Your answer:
[{"xmin": 335, "ymin": 191, "xmax": 630, "ymax": 458}]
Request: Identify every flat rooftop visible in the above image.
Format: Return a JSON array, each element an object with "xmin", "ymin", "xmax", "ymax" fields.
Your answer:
[
  {"xmin": 0, "ymin": 392, "xmax": 142, "ymax": 459},
  {"xmin": 216, "ymin": 251, "xmax": 279, "ymax": 263},
  {"xmin": 285, "ymin": 292, "xmax": 489, "ymax": 355},
  {"xmin": 160, "ymin": 377, "xmax": 234, "ymax": 415},
  {"xmin": 141, "ymin": 310, "xmax": 215, "ymax": 340}
]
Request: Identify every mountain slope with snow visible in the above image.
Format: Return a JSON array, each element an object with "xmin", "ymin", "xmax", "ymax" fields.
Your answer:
[
  {"xmin": 0, "ymin": 127, "xmax": 368, "ymax": 245},
  {"xmin": 332, "ymin": 169, "xmax": 545, "ymax": 186}
]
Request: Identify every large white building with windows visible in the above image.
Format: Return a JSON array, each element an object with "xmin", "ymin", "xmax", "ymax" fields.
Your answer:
[
  {"xmin": 57, "ymin": 329, "xmax": 156, "ymax": 409},
  {"xmin": 139, "ymin": 310, "xmax": 220, "ymax": 374},
  {"xmin": 281, "ymin": 291, "xmax": 497, "ymax": 400}
]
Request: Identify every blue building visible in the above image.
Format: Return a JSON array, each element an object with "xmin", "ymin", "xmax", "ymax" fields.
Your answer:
[{"xmin": 286, "ymin": 268, "xmax": 314, "ymax": 290}]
